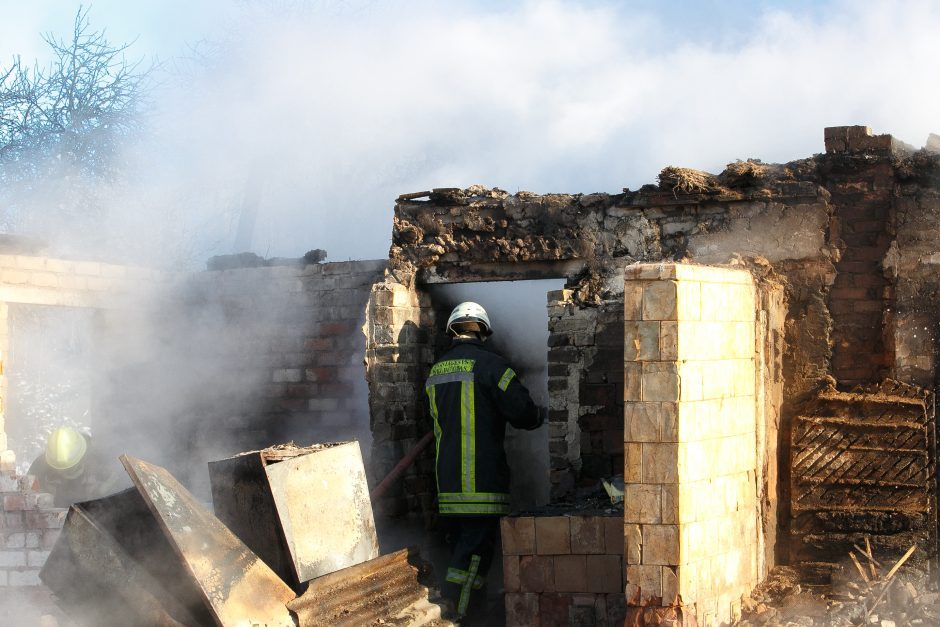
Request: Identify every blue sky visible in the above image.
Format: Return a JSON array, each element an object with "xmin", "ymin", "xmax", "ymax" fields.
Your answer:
[{"xmin": 1, "ymin": 1, "xmax": 938, "ymax": 264}]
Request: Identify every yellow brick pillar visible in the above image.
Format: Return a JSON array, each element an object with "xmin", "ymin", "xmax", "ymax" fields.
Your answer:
[{"xmin": 623, "ymin": 263, "xmax": 758, "ymax": 627}]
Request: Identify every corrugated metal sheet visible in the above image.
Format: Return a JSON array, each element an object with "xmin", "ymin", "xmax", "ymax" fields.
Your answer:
[{"xmin": 288, "ymin": 548, "xmax": 451, "ymax": 627}]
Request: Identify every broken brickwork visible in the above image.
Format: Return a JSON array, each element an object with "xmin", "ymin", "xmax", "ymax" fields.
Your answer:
[
  {"xmin": 0, "ymin": 468, "xmax": 65, "ymax": 587},
  {"xmin": 99, "ymin": 259, "xmax": 386, "ymax": 492},
  {"xmin": 547, "ymin": 293, "xmax": 625, "ymax": 499}
]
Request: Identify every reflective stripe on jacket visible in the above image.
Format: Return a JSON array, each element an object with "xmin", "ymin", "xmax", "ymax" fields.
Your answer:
[{"xmin": 426, "ymin": 338, "xmax": 541, "ymax": 516}]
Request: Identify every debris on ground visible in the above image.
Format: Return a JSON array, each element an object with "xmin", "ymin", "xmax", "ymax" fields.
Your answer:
[{"xmin": 737, "ymin": 541, "xmax": 940, "ymax": 627}]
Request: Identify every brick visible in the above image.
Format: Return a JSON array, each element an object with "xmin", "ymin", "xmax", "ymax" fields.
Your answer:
[
  {"xmin": 624, "ymin": 321, "xmax": 660, "ymax": 361},
  {"xmin": 0, "ymin": 550, "xmax": 25, "ymax": 567},
  {"xmin": 3, "ymin": 532, "xmax": 25, "ymax": 548},
  {"xmin": 554, "ymin": 554, "xmax": 587, "ymax": 592},
  {"xmin": 642, "ymin": 281, "xmax": 678, "ymax": 320},
  {"xmin": 641, "ymin": 362, "xmax": 679, "ymax": 402},
  {"xmin": 587, "ymin": 554, "xmax": 623, "ymax": 593},
  {"xmin": 540, "ymin": 593, "xmax": 573, "ymax": 627},
  {"xmin": 624, "ymin": 363, "xmax": 641, "ymax": 401},
  {"xmin": 624, "ymin": 485, "xmax": 661, "ymax": 524},
  {"xmin": 26, "ymin": 549, "xmax": 49, "ymax": 567},
  {"xmin": 643, "ymin": 525, "xmax": 679, "ymax": 565},
  {"xmin": 570, "ymin": 516, "xmax": 605, "ymax": 554},
  {"xmin": 662, "ymin": 566, "xmax": 679, "ymax": 604},
  {"xmin": 625, "ymin": 524, "xmax": 642, "ymax": 565},
  {"xmin": 519, "ymin": 555, "xmax": 555, "ymax": 592},
  {"xmin": 607, "ymin": 593, "xmax": 627, "ymax": 625},
  {"xmin": 8, "ymin": 568, "xmax": 41, "ymax": 586},
  {"xmin": 2, "ymin": 494, "xmax": 26, "ymax": 511},
  {"xmin": 626, "ymin": 564, "xmax": 662, "ymax": 602},
  {"xmin": 624, "ymin": 443, "xmax": 642, "ymax": 482},
  {"xmin": 536, "ymin": 516, "xmax": 571, "ymax": 555},
  {"xmin": 604, "ymin": 517, "xmax": 624, "ymax": 555},
  {"xmin": 24, "ymin": 509, "xmax": 67, "ymax": 529},
  {"xmin": 505, "ymin": 593, "xmax": 541, "ymax": 627},
  {"xmin": 501, "ymin": 516, "xmax": 536, "ymax": 555},
  {"xmin": 641, "ymin": 443, "xmax": 678, "ymax": 483},
  {"xmin": 504, "ymin": 555, "xmax": 521, "ymax": 592},
  {"xmin": 2, "ymin": 512, "xmax": 23, "ymax": 530},
  {"xmin": 624, "ymin": 283, "xmax": 644, "ymax": 320}
]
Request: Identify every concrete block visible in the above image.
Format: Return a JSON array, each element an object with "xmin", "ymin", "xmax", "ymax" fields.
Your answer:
[
  {"xmin": 625, "ymin": 524, "xmax": 642, "ymax": 565},
  {"xmin": 662, "ymin": 566, "xmax": 680, "ymax": 604},
  {"xmin": 624, "ymin": 321, "xmax": 660, "ymax": 361},
  {"xmin": 586, "ymin": 554, "xmax": 623, "ymax": 593},
  {"xmin": 641, "ymin": 362, "xmax": 679, "ymax": 402},
  {"xmin": 624, "ymin": 402, "xmax": 666, "ymax": 442},
  {"xmin": 642, "ymin": 525, "xmax": 679, "ymax": 565},
  {"xmin": 624, "ymin": 443, "xmax": 642, "ymax": 483},
  {"xmin": 570, "ymin": 516, "xmax": 605, "ymax": 554},
  {"xmin": 642, "ymin": 281, "xmax": 677, "ymax": 320},
  {"xmin": 641, "ymin": 443, "xmax": 678, "ymax": 483},
  {"xmin": 519, "ymin": 555, "xmax": 554, "ymax": 592},
  {"xmin": 624, "ymin": 363, "xmax": 641, "ymax": 401},
  {"xmin": 535, "ymin": 516, "xmax": 571, "ymax": 555},
  {"xmin": 626, "ymin": 564, "xmax": 662, "ymax": 602},
  {"xmin": 659, "ymin": 321, "xmax": 678, "ymax": 361},
  {"xmin": 661, "ymin": 484, "xmax": 679, "ymax": 525},
  {"xmin": 624, "ymin": 485, "xmax": 661, "ymax": 524},
  {"xmin": 554, "ymin": 554, "xmax": 587, "ymax": 592},
  {"xmin": 503, "ymin": 555, "xmax": 521, "ymax": 592},
  {"xmin": 501, "ymin": 516, "xmax": 536, "ymax": 555},
  {"xmin": 624, "ymin": 283, "xmax": 645, "ymax": 320},
  {"xmin": 505, "ymin": 593, "xmax": 540, "ymax": 627}
]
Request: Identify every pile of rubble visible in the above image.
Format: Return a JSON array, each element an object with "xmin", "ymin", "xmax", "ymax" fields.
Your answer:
[
  {"xmin": 40, "ymin": 442, "xmax": 452, "ymax": 626},
  {"xmin": 738, "ymin": 542, "xmax": 940, "ymax": 627}
]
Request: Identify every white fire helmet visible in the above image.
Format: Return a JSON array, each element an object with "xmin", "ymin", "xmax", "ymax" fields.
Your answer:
[{"xmin": 446, "ymin": 302, "xmax": 493, "ymax": 337}]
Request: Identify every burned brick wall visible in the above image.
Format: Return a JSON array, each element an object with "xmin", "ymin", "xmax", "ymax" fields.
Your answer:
[
  {"xmin": 98, "ymin": 259, "xmax": 386, "ymax": 494},
  {"xmin": 547, "ymin": 292, "xmax": 624, "ymax": 500}
]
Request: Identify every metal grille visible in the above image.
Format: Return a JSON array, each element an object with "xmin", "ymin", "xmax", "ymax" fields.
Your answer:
[{"xmin": 789, "ymin": 380, "xmax": 936, "ymax": 567}]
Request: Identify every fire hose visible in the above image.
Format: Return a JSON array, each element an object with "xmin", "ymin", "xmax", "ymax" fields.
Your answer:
[{"xmin": 370, "ymin": 430, "xmax": 434, "ymax": 502}]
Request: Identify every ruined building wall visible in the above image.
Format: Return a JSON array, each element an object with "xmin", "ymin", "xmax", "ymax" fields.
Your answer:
[{"xmin": 376, "ymin": 179, "xmax": 833, "ymax": 520}]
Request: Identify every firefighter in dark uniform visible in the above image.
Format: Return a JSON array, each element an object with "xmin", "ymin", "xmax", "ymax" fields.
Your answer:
[
  {"xmin": 28, "ymin": 426, "xmax": 123, "ymax": 507},
  {"xmin": 426, "ymin": 302, "xmax": 544, "ymax": 620}
]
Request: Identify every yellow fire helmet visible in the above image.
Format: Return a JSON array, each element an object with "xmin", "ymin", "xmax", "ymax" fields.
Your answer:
[{"xmin": 44, "ymin": 426, "xmax": 88, "ymax": 471}]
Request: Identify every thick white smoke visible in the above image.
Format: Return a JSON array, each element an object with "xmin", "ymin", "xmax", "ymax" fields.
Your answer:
[{"xmin": 6, "ymin": 0, "xmax": 940, "ymax": 265}]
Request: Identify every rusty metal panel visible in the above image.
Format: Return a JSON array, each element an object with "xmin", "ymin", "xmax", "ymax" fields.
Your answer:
[
  {"xmin": 41, "ymin": 497, "xmax": 202, "ymax": 626},
  {"xmin": 122, "ymin": 455, "xmax": 296, "ymax": 627},
  {"xmin": 209, "ymin": 441, "xmax": 379, "ymax": 587},
  {"xmin": 789, "ymin": 380, "xmax": 937, "ymax": 568},
  {"xmin": 287, "ymin": 547, "xmax": 449, "ymax": 627}
]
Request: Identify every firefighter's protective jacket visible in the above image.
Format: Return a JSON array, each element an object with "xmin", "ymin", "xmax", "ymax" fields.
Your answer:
[{"xmin": 425, "ymin": 338, "xmax": 542, "ymax": 516}]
